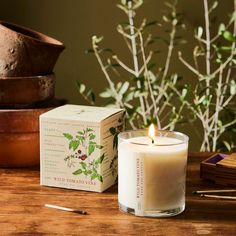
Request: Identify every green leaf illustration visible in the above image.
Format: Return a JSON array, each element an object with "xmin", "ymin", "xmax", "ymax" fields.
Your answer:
[
  {"xmin": 69, "ymin": 140, "xmax": 80, "ymax": 151},
  {"xmin": 97, "ymin": 174, "xmax": 103, "ymax": 182},
  {"xmin": 86, "ymin": 128, "xmax": 94, "ymax": 132},
  {"xmin": 91, "ymin": 173, "xmax": 98, "ymax": 180},
  {"xmin": 109, "ymin": 127, "xmax": 116, "ymax": 135},
  {"xmin": 95, "ymin": 154, "xmax": 105, "ymax": 165},
  {"xmin": 113, "ymin": 133, "xmax": 118, "ymax": 149},
  {"xmin": 73, "ymin": 169, "xmax": 83, "ymax": 175},
  {"xmin": 92, "ymin": 167, "xmax": 98, "ymax": 173},
  {"xmin": 88, "ymin": 144, "xmax": 95, "ymax": 156},
  {"xmin": 89, "ymin": 134, "xmax": 96, "ymax": 140},
  {"xmin": 96, "ymin": 144, "xmax": 103, "ymax": 149},
  {"xmin": 64, "ymin": 128, "xmax": 105, "ymax": 181},
  {"xmin": 63, "ymin": 133, "xmax": 73, "ymax": 140},
  {"xmin": 80, "ymin": 162, "xmax": 87, "ymax": 169}
]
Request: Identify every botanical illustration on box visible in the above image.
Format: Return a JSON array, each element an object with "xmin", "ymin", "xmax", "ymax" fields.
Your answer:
[{"xmin": 63, "ymin": 128, "xmax": 104, "ymax": 182}]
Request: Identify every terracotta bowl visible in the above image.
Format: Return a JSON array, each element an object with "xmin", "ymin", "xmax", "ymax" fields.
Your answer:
[
  {"xmin": 0, "ymin": 21, "xmax": 65, "ymax": 77},
  {"xmin": 0, "ymin": 98, "xmax": 67, "ymax": 168},
  {"xmin": 0, "ymin": 74, "xmax": 55, "ymax": 107}
]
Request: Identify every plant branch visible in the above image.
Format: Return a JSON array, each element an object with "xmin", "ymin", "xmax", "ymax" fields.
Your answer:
[
  {"xmin": 127, "ymin": 0, "xmax": 147, "ymax": 124},
  {"xmin": 178, "ymin": 51, "xmax": 204, "ymax": 77},
  {"xmin": 112, "ymin": 55, "xmax": 136, "ymax": 75}
]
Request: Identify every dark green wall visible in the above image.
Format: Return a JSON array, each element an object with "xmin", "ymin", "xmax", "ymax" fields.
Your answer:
[{"xmin": 0, "ymin": 0, "xmax": 234, "ymax": 150}]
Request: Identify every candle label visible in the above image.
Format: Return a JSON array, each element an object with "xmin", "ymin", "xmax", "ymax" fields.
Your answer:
[
  {"xmin": 40, "ymin": 105, "xmax": 125, "ymax": 192},
  {"xmin": 135, "ymin": 156, "xmax": 145, "ymax": 216}
]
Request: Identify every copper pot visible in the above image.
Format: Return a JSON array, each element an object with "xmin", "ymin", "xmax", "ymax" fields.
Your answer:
[
  {"xmin": 0, "ymin": 21, "xmax": 65, "ymax": 77},
  {"xmin": 0, "ymin": 74, "xmax": 55, "ymax": 107},
  {"xmin": 0, "ymin": 98, "xmax": 67, "ymax": 167}
]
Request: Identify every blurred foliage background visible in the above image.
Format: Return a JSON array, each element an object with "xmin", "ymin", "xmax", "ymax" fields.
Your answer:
[{"xmin": 0, "ymin": 0, "xmax": 234, "ymax": 151}]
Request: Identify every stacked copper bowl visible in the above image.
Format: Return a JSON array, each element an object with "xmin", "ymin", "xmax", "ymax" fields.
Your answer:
[{"xmin": 0, "ymin": 21, "xmax": 66, "ymax": 167}]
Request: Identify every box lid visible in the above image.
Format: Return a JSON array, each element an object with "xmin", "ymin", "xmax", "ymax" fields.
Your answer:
[{"xmin": 40, "ymin": 104, "xmax": 124, "ymax": 122}]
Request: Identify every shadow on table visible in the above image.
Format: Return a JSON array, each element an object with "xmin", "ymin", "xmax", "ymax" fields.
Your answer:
[{"xmin": 175, "ymin": 198, "xmax": 236, "ymax": 222}]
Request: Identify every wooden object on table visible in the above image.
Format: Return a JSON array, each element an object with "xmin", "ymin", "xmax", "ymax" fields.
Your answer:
[
  {"xmin": 0, "ymin": 153, "xmax": 236, "ymax": 235},
  {"xmin": 216, "ymin": 154, "xmax": 236, "ymax": 185},
  {"xmin": 200, "ymin": 153, "xmax": 236, "ymax": 186},
  {"xmin": 217, "ymin": 153, "xmax": 236, "ymax": 169}
]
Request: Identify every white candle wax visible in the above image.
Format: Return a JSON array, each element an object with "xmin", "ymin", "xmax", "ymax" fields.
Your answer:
[{"xmin": 118, "ymin": 135, "xmax": 188, "ymax": 216}]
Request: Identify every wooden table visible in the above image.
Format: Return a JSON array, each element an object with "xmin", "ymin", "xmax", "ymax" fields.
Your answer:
[{"xmin": 1, "ymin": 153, "xmax": 236, "ymax": 235}]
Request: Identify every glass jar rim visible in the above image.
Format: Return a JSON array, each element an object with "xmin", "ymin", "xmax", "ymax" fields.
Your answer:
[{"xmin": 118, "ymin": 129, "xmax": 189, "ymax": 146}]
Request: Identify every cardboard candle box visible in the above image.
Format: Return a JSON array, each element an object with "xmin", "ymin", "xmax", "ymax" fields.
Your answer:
[{"xmin": 40, "ymin": 104, "xmax": 125, "ymax": 192}]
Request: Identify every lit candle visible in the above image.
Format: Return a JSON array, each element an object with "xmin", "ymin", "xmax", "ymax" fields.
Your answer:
[{"xmin": 118, "ymin": 126, "xmax": 189, "ymax": 217}]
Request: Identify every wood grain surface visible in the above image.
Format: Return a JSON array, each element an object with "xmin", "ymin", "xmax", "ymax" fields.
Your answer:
[{"xmin": 0, "ymin": 153, "xmax": 236, "ymax": 235}]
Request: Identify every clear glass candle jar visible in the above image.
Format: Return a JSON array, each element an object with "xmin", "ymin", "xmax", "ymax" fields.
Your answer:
[{"xmin": 118, "ymin": 129, "xmax": 189, "ymax": 217}]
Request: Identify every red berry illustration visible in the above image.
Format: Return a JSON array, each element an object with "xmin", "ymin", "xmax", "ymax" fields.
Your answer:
[
  {"xmin": 79, "ymin": 155, "xmax": 87, "ymax": 161},
  {"xmin": 78, "ymin": 150, "xmax": 82, "ymax": 154}
]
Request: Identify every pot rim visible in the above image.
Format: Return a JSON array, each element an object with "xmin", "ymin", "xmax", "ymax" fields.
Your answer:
[{"xmin": 0, "ymin": 21, "xmax": 65, "ymax": 49}]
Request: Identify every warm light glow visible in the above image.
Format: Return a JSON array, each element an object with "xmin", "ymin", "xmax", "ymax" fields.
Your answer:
[{"xmin": 148, "ymin": 124, "xmax": 155, "ymax": 143}]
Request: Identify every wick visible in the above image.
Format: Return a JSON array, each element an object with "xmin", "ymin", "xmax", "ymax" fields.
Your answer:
[{"xmin": 152, "ymin": 139, "xmax": 154, "ymax": 144}]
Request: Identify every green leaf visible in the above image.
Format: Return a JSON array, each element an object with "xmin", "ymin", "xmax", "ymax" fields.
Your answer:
[
  {"xmin": 92, "ymin": 35, "xmax": 104, "ymax": 44},
  {"xmin": 145, "ymin": 20, "xmax": 158, "ymax": 27},
  {"xmin": 196, "ymin": 26, "xmax": 203, "ymax": 38},
  {"xmin": 85, "ymin": 49, "xmax": 95, "ymax": 54},
  {"xmin": 119, "ymin": 81, "xmax": 129, "ymax": 96},
  {"xmin": 113, "ymin": 134, "xmax": 118, "ymax": 149},
  {"xmin": 162, "ymin": 15, "xmax": 170, "ymax": 22},
  {"xmin": 89, "ymin": 141, "xmax": 96, "ymax": 145},
  {"xmin": 79, "ymin": 84, "xmax": 86, "ymax": 93},
  {"xmin": 180, "ymin": 88, "xmax": 188, "ymax": 101},
  {"xmin": 80, "ymin": 162, "xmax": 87, "ymax": 169},
  {"xmin": 219, "ymin": 46, "xmax": 232, "ymax": 52},
  {"xmin": 164, "ymin": 2, "xmax": 174, "ymax": 9},
  {"xmin": 73, "ymin": 169, "xmax": 83, "ymax": 175},
  {"xmin": 109, "ymin": 127, "xmax": 116, "ymax": 135},
  {"xmin": 100, "ymin": 90, "xmax": 112, "ymax": 98},
  {"xmin": 97, "ymin": 174, "xmax": 103, "ymax": 182},
  {"xmin": 209, "ymin": 1, "xmax": 218, "ymax": 13},
  {"xmin": 69, "ymin": 140, "xmax": 80, "ymax": 151},
  {"xmin": 223, "ymin": 31, "xmax": 236, "ymax": 42},
  {"xmin": 88, "ymin": 144, "xmax": 95, "ymax": 156},
  {"xmin": 91, "ymin": 173, "xmax": 98, "ymax": 180},
  {"xmin": 117, "ymin": 4, "xmax": 128, "ymax": 14},
  {"xmin": 218, "ymin": 23, "xmax": 225, "ymax": 35},
  {"xmin": 87, "ymin": 170, "xmax": 92, "ymax": 175},
  {"xmin": 98, "ymin": 48, "xmax": 113, "ymax": 53},
  {"xmin": 86, "ymin": 128, "xmax": 94, "ymax": 132},
  {"xmin": 96, "ymin": 144, "xmax": 103, "ymax": 149},
  {"xmin": 92, "ymin": 167, "xmax": 98, "ymax": 173},
  {"xmin": 63, "ymin": 133, "xmax": 73, "ymax": 140},
  {"xmin": 230, "ymin": 80, "xmax": 236, "ymax": 95},
  {"xmin": 223, "ymin": 141, "xmax": 232, "ymax": 152},
  {"xmin": 95, "ymin": 154, "xmax": 105, "ymax": 165},
  {"xmin": 89, "ymin": 134, "xmax": 96, "ymax": 140}
]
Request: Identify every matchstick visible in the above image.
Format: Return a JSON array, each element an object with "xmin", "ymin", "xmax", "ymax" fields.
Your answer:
[
  {"xmin": 45, "ymin": 204, "xmax": 87, "ymax": 215},
  {"xmin": 200, "ymin": 194, "xmax": 236, "ymax": 200},
  {"xmin": 192, "ymin": 189, "xmax": 236, "ymax": 194}
]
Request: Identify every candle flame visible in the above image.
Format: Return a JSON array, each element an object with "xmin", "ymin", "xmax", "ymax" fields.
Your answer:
[{"xmin": 148, "ymin": 124, "xmax": 155, "ymax": 143}]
